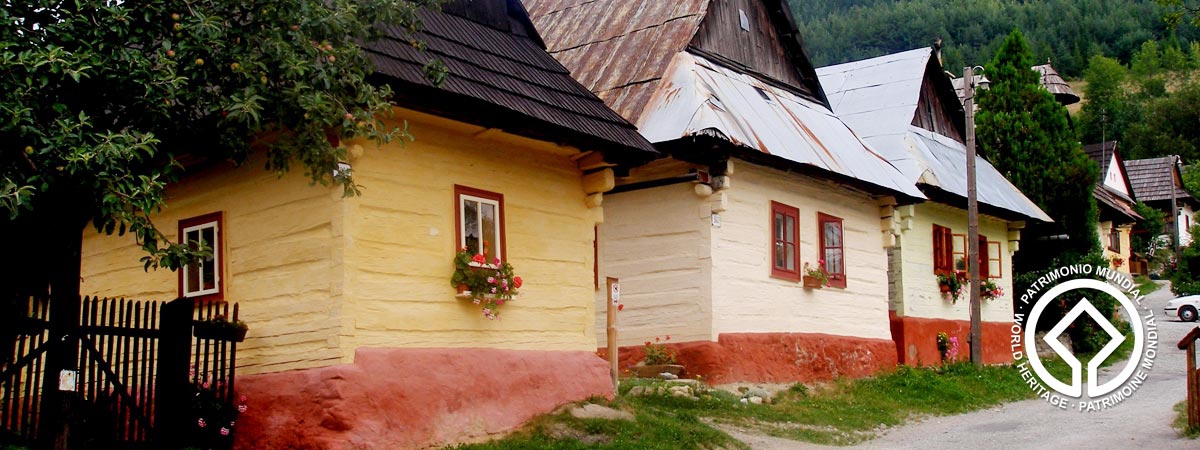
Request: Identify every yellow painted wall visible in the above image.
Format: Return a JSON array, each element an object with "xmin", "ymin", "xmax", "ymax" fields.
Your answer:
[
  {"xmin": 341, "ymin": 111, "xmax": 599, "ymax": 356},
  {"xmin": 891, "ymin": 202, "xmax": 1014, "ymax": 323},
  {"xmin": 1098, "ymin": 221, "xmax": 1133, "ymax": 275},
  {"xmin": 81, "ymin": 107, "xmax": 604, "ymax": 375},
  {"xmin": 710, "ymin": 162, "xmax": 892, "ymax": 340},
  {"xmin": 82, "ymin": 155, "xmax": 347, "ymax": 375}
]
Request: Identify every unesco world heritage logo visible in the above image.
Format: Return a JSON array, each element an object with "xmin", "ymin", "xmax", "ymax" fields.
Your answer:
[{"xmin": 1010, "ymin": 264, "xmax": 1159, "ymax": 412}]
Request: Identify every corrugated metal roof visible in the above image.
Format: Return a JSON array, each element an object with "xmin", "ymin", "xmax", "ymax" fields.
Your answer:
[
  {"xmin": 637, "ymin": 51, "xmax": 925, "ymax": 199},
  {"xmin": 816, "ymin": 48, "xmax": 1051, "ymax": 222},
  {"xmin": 525, "ymin": 0, "xmax": 709, "ymax": 125},
  {"xmin": 366, "ymin": 0, "xmax": 657, "ymax": 159}
]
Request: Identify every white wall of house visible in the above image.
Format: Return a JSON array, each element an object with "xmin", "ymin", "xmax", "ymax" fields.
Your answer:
[
  {"xmin": 596, "ymin": 163, "xmax": 715, "ymax": 346},
  {"xmin": 1102, "ymin": 154, "xmax": 1129, "ymax": 197},
  {"xmin": 890, "ymin": 202, "xmax": 1014, "ymax": 323},
  {"xmin": 1179, "ymin": 204, "xmax": 1196, "ymax": 246},
  {"xmin": 709, "ymin": 161, "xmax": 892, "ymax": 340}
]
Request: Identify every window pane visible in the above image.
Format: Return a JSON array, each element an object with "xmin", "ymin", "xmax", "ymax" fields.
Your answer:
[
  {"xmin": 185, "ymin": 229, "xmax": 201, "ymax": 293},
  {"xmin": 481, "ymin": 202, "xmax": 497, "ymax": 261},
  {"xmin": 786, "ymin": 243, "xmax": 795, "ymax": 270},
  {"xmin": 774, "ymin": 242, "xmax": 785, "ymax": 268},
  {"xmin": 785, "ymin": 216, "xmax": 795, "ymax": 244},
  {"xmin": 823, "ymin": 221, "xmax": 841, "ymax": 247},
  {"xmin": 774, "ymin": 213, "xmax": 784, "ymax": 241},
  {"xmin": 826, "ymin": 248, "xmax": 844, "ymax": 274},
  {"xmin": 201, "ymin": 227, "xmax": 216, "ymax": 290},
  {"xmin": 463, "ymin": 199, "xmax": 480, "ymax": 255}
]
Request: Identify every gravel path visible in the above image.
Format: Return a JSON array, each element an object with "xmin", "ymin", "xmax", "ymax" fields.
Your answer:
[{"xmin": 727, "ymin": 281, "xmax": 1198, "ymax": 450}]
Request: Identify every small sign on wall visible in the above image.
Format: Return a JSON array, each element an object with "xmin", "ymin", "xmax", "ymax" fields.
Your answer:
[
  {"xmin": 711, "ymin": 213, "xmax": 722, "ymax": 228},
  {"xmin": 59, "ymin": 370, "xmax": 77, "ymax": 392},
  {"xmin": 611, "ymin": 283, "xmax": 620, "ymax": 304}
]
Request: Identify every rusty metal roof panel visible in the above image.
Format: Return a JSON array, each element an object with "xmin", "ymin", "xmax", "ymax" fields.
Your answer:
[
  {"xmin": 816, "ymin": 48, "xmax": 1050, "ymax": 222},
  {"xmin": 637, "ymin": 51, "xmax": 925, "ymax": 199},
  {"xmin": 527, "ymin": 0, "xmax": 709, "ymax": 125}
]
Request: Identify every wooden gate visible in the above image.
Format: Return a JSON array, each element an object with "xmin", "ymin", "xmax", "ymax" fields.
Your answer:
[{"xmin": 1, "ymin": 296, "xmax": 241, "ymax": 448}]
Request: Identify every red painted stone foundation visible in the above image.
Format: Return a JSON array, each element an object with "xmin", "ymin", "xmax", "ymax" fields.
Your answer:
[
  {"xmin": 233, "ymin": 348, "xmax": 612, "ymax": 450},
  {"xmin": 889, "ymin": 312, "xmax": 1014, "ymax": 366},
  {"xmin": 608, "ymin": 332, "xmax": 897, "ymax": 385}
]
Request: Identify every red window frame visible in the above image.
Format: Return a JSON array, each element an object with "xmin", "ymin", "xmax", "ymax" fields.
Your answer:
[
  {"xmin": 932, "ymin": 224, "xmax": 953, "ymax": 274},
  {"xmin": 178, "ymin": 211, "xmax": 225, "ymax": 302},
  {"xmin": 987, "ymin": 241, "xmax": 1002, "ymax": 279},
  {"xmin": 454, "ymin": 185, "xmax": 506, "ymax": 263},
  {"xmin": 770, "ymin": 201, "xmax": 801, "ymax": 280},
  {"xmin": 818, "ymin": 213, "xmax": 846, "ymax": 288}
]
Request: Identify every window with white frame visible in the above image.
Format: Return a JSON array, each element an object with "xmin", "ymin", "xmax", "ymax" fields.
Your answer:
[
  {"xmin": 455, "ymin": 185, "xmax": 505, "ymax": 263},
  {"xmin": 179, "ymin": 212, "xmax": 223, "ymax": 299}
]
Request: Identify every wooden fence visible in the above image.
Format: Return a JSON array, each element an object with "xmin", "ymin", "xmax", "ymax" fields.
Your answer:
[{"xmin": 0, "ymin": 295, "xmax": 241, "ymax": 449}]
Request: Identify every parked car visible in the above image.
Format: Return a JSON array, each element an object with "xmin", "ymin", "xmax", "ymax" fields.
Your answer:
[{"xmin": 1166, "ymin": 295, "xmax": 1200, "ymax": 322}]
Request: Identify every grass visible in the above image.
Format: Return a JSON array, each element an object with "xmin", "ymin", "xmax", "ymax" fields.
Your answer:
[
  {"xmin": 1134, "ymin": 275, "xmax": 1160, "ymax": 295},
  {"xmin": 461, "ymin": 329, "xmax": 1140, "ymax": 449},
  {"xmin": 459, "ymin": 362, "xmax": 1067, "ymax": 449},
  {"xmin": 1174, "ymin": 401, "xmax": 1200, "ymax": 439}
]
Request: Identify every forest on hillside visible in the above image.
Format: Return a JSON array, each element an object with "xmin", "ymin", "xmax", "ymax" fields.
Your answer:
[{"xmin": 789, "ymin": 0, "xmax": 1199, "ymax": 77}]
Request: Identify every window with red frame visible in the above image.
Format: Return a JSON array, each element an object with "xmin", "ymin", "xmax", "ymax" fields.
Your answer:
[
  {"xmin": 818, "ymin": 213, "xmax": 845, "ymax": 288},
  {"xmin": 771, "ymin": 201, "xmax": 800, "ymax": 280},
  {"xmin": 455, "ymin": 185, "xmax": 506, "ymax": 263},
  {"xmin": 179, "ymin": 212, "xmax": 224, "ymax": 300},
  {"xmin": 932, "ymin": 224, "xmax": 953, "ymax": 274}
]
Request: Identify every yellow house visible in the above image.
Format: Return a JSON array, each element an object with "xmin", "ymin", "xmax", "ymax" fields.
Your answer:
[
  {"xmin": 529, "ymin": 0, "xmax": 928, "ymax": 384},
  {"xmin": 1084, "ymin": 142, "xmax": 1140, "ymax": 275},
  {"xmin": 817, "ymin": 48, "xmax": 1051, "ymax": 366},
  {"xmin": 79, "ymin": 1, "xmax": 656, "ymax": 448}
]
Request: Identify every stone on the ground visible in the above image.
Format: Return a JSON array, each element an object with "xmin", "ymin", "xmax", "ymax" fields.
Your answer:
[
  {"xmin": 748, "ymin": 396, "xmax": 763, "ymax": 404},
  {"xmin": 569, "ymin": 403, "xmax": 635, "ymax": 421}
]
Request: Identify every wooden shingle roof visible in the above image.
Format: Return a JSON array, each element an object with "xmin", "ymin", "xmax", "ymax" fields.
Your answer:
[
  {"xmin": 365, "ymin": 0, "xmax": 657, "ymax": 163},
  {"xmin": 1032, "ymin": 63, "xmax": 1080, "ymax": 106},
  {"xmin": 1126, "ymin": 156, "xmax": 1190, "ymax": 203}
]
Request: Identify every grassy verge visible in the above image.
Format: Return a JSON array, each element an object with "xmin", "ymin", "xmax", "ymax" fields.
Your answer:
[
  {"xmin": 461, "ymin": 330, "xmax": 1138, "ymax": 449},
  {"xmin": 1174, "ymin": 401, "xmax": 1200, "ymax": 439},
  {"xmin": 1134, "ymin": 275, "xmax": 1160, "ymax": 295}
]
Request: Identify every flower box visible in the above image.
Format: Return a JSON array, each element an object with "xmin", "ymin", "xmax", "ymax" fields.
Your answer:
[
  {"xmin": 802, "ymin": 275, "xmax": 824, "ymax": 289},
  {"xmin": 193, "ymin": 321, "xmax": 248, "ymax": 342},
  {"xmin": 939, "ymin": 283, "xmax": 951, "ymax": 293}
]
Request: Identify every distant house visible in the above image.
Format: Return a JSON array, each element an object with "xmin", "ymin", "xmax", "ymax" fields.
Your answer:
[
  {"xmin": 817, "ymin": 48, "xmax": 1050, "ymax": 366},
  {"xmin": 1126, "ymin": 155, "xmax": 1200, "ymax": 255},
  {"xmin": 1082, "ymin": 142, "xmax": 1141, "ymax": 274},
  {"xmin": 528, "ymin": 0, "xmax": 926, "ymax": 383},
  {"xmin": 79, "ymin": 1, "xmax": 657, "ymax": 448}
]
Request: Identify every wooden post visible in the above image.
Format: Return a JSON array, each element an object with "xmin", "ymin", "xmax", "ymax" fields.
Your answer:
[
  {"xmin": 606, "ymin": 277, "xmax": 619, "ymax": 395},
  {"xmin": 1178, "ymin": 326, "xmax": 1200, "ymax": 430},
  {"xmin": 156, "ymin": 297, "xmax": 195, "ymax": 449},
  {"xmin": 964, "ymin": 66, "xmax": 983, "ymax": 366}
]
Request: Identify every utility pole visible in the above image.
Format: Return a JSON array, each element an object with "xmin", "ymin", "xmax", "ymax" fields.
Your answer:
[{"xmin": 964, "ymin": 66, "xmax": 983, "ymax": 367}]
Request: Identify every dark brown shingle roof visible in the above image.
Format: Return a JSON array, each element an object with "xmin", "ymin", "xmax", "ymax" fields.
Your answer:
[
  {"xmin": 365, "ymin": 0, "xmax": 657, "ymax": 162},
  {"xmin": 1126, "ymin": 156, "xmax": 1190, "ymax": 203},
  {"xmin": 1083, "ymin": 141, "xmax": 1116, "ymax": 177},
  {"xmin": 1032, "ymin": 63, "xmax": 1080, "ymax": 106}
]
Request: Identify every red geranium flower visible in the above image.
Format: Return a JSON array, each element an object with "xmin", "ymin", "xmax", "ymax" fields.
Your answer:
[
  {"xmin": 472, "ymin": 254, "xmax": 486, "ymax": 264},
  {"xmin": 513, "ymin": 276, "xmax": 523, "ymax": 288}
]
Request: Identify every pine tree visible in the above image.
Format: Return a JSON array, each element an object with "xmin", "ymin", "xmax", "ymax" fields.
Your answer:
[{"xmin": 976, "ymin": 30, "xmax": 1101, "ymax": 272}]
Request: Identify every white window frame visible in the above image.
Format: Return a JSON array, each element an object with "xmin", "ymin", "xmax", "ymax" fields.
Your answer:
[
  {"xmin": 182, "ymin": 220, "xmax": 221, "ymax": 298},
  {"xmin": 458, "ymin": 193, "xmax": 503, "ymax": 262}
]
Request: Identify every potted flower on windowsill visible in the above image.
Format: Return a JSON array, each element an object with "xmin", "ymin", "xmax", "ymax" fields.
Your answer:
[
  {"xmin": 450, "ymin": 248, "xmax": 522, "ymax": 320},
  {"xmin": 193, "ymin": 314, "xmax": 249, "ymax": 342},
  {"xmin": 631, "ymin": 335, "xmax": 684, "ymax": 378},
  {"xmin": 979, "ymin": 279, "xmax": 1004, "ymax": 301},
  {"xmin": 937, "ymin": 272, "xmax": 965, "ymax": 303},
  {"xmin": 802, "ymin": 260, "xmax": 829, "ymax": 289},
  {"xmin": 1111, "ymin": 256, "xmax": 1125, "ymax": 268}
]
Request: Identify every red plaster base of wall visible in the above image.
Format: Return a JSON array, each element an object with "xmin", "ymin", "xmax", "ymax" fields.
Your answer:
[
  {"xmin": 233, "ymin": 348, "xmax": 612, "ymax": 450},
  {"xmin": 608, "ymin": 333, "xmax": 897, "ymax": 385},
  {"xmin": 889, "ymin": 312, "xmax": 1014, "ymax": 366}
]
